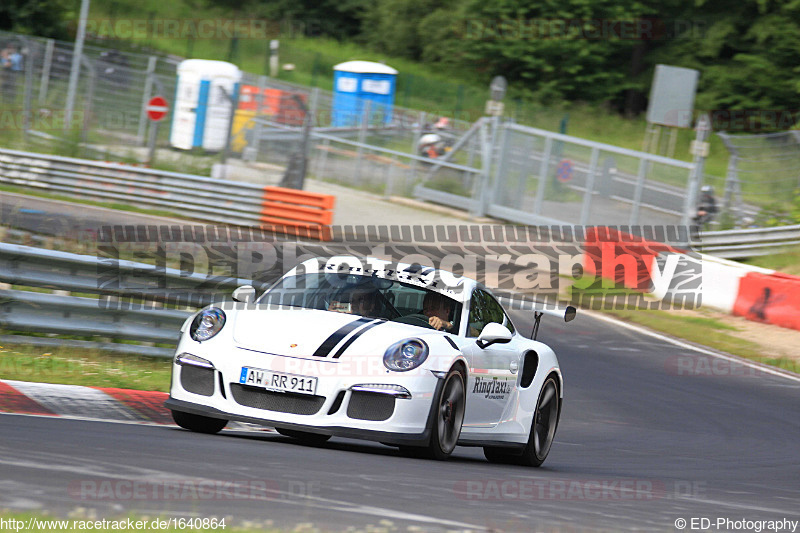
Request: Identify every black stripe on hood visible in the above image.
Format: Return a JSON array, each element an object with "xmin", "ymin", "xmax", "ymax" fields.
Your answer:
[
  {"xmin": 332, "ymin": 319, "xmax": 385, "ymax": 359},
  {"xmin": 313, "ymin": 317, "xmax": 373, "ymax": 357}
]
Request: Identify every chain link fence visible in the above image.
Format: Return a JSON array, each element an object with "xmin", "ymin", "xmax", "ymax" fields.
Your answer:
[
  {"xmin": 718, "ymin": 131, "xmax": 800, "ymax": 226},
  {"xmin": 1, "ymin": 30, "xmax": 705, "ymax": 231},
  {"xmin": 2, "ymin": 30, "xmax": 180, "ymax": 154},
  {"xmin": 413, "ymin": 120, "xmax": 694, "ymax": 227}
]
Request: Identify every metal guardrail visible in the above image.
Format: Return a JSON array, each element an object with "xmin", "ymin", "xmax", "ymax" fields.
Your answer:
[
  {"xmin": 0, "ymin": 242, "xmax": 253, "ymax": 301},
  {"xmin": 692, "ymin": 225, "xmax": 800, "ymax": 259},
  {"xmin": 0, "ymin": 242, "xmax": 255, "ymax": 357},
  {"xmin": 0, "ymin": 289, "xmax": 189, "ymax": 354},
  {"xmin": 0, "ymin": 148, "xmax": 265, "ymax": 227}
]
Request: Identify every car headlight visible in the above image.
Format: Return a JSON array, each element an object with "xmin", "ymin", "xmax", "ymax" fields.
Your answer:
[
  {"xmin": 383, "ymin": 338, "xmax": 429, "ymax": 372},
  {"xmin": 189, "ymin": 307, "xmax": 226, "ymax": 342}
]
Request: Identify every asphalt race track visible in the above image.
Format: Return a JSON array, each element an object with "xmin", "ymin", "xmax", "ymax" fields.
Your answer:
[{"xmin": 1, "ymin": 309, "xmax": 799, "ymax": 532}]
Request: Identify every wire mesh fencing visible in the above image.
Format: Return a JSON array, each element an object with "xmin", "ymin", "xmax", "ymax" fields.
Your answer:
[{"xmin": 717, "ymin": 131, "xmax": 800, "ymax": 225}]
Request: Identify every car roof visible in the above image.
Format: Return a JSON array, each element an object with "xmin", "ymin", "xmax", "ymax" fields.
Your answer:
[{"xmin": 284, "ymin": 256, "xmax": 478, "ymax": 302}]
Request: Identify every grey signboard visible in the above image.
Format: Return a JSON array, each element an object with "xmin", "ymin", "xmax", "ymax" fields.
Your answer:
[{"xmin": 646, "ymin": 64, "xmax": 699, "ymax": 128}]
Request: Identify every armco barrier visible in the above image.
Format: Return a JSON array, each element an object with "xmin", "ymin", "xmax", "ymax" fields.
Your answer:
[
  {"xmin": 733, "ymin": 272, "xmax": 800, "ymax": 331},
  {"xmin": 690, "ymin": 254, "xmax": 772, "ymax": 314},
  {"xmin": 584, "ymin": 226, "xmax": 800, "ymax": 333},
  {"xmin": 0, "ymin": 241, "xmax": 253, "ymax": 303},
  {"xmin": 0, "ymin": 288, "xmax": 189, "ymax": 343},
  {"xmin": 0, "ymin": 148, "xmax": 336, "ymax": 240},
  {"xmin": 692, "ymin": 224, "xmax": 800, "ymax": 259},
  {"xmin": 0, "ymin": 242, "xmax": 255, "ymax": 356}
]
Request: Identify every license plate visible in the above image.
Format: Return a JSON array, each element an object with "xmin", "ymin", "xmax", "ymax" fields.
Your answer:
[{"xmin": 239, "ymin": 367, "xmax": 317, "ymax": 395}]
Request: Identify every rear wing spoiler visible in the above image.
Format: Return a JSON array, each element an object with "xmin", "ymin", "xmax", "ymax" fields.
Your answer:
[
  {"xmin": 497, "ymin": 296, "xmax": 577, "ymax": 339},
  {"xmin": 531, "ymin": 304, "xmax": 576, "ymax": 340}
]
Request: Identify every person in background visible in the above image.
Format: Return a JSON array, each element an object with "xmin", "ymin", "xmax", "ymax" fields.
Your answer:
[
  {"xmin": 1, "ymin": 42, "xmax": 23, "ymax": 105},
  {"xmin": 694, "ymin": 185, "xmax": 718, "ymax": 227}
]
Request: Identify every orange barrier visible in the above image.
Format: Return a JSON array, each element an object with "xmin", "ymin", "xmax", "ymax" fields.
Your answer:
[
  {"xmin": 260, "ymin": 186, "xmax": 335, "ymax": 241},
  {"xmin": 733, "ymin": 271, "xmax": 800, "ymax": 331},
  {"xmin": 238, "ymin": 86, "xmax": 307, "ymax": 126},
  {"xmin": 237, "ymin": 85, "xmax": 262, "ymax": 111},
  {"xmin": 584, "ymin": 227, "xmax": 800, "ymax": 333},
  {"xmin": 583, "ymin": 227, "xmax": 685, "ymax": 291}
]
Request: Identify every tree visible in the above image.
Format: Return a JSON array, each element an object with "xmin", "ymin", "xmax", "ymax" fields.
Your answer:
[
  {"xmin": 363, "ymin": 0, "xmax": 451, "ymax": 59},
  {"xmin": 653, "ymin": 0, "xmax": 800, "ymax": 127},
  {"xmin": 440, "ymin": 0, "xmax": 653, "ymax": 104},
  {"xmin": 258, "ymin": 0, "xmax": 370, "ymax": 40},
  {"xmin": 0, "ymin": 0, "xmax": 70, "ymax": 39}
]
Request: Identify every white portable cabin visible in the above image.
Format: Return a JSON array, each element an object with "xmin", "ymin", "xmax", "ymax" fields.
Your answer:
[{"xmin": 169, "ymin": 59, "xmax": 242, "ymax": 151}]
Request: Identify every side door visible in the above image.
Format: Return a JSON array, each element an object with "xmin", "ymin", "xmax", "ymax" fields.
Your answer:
[{"xmin": 461, "ymin": 289, "xmax": 520, "ymax": 427}]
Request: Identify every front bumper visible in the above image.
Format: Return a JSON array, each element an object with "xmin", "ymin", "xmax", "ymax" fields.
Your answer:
[
  {"xmin": 165, "ymin": 395, "xmax": 440, "ymax": 447},
  {"xmin": 167, "ymin": 347, "xmax": 444, "ymax": 447}
]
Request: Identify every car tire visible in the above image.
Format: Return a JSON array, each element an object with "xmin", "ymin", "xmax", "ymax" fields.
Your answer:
[
  {"xmin": 171, "ymin": 410, "xmax": 227, "ymax": 434},
  {"xmin": 403, "ymin": 368, "xmax": 465, "ymax": 460},
  {"xmin": 518, "ymin": 376, "xmax": 560, "ymax": 467},
  {"xmin": 482, "ymin": 376, "xmax": 560, "ymax": 467},
  {"xmin": 276, "ymin": 428, "xmax": 331, "ymax": 445}
]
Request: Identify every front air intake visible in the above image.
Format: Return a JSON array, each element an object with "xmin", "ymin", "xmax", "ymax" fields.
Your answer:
[
  {"xmin": 230, "ymin": 384, "xmax": 325, "ymax": 415},
  {"xmin": 346, "ymin": 391, "xmax": 396, "ymax": 421},
  {"xmin": 180, "ymin": 365, "xmax": 215, "ymax": 396}
]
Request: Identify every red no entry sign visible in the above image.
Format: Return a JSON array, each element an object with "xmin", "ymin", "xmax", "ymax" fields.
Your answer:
[{"xmin": 146, "ymin": 96, "xmax": 169, "ymax": 121}]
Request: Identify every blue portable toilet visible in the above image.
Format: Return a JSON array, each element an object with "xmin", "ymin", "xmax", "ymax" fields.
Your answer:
[{"xmin": 332, "ymin": 61, "xmax": 397, "ymax": 128}]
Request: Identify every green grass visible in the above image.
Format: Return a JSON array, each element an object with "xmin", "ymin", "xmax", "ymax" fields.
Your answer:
[
  {"xmin": 0, "ymin": 183, "xmax": 182, "ymax": 219},
  {"xmin": 603, "ymin": 308, "xmax": 759, "ymax": 356},
  {"xmin": 0, "ymin": 342, "xmax": 172, "ymax": 391},
  {"xmin": 742, "ymin": 246, "xmax": 800, "ymax": 276},
  {"xmin": 599, "ymin": 307, "xmax": 798, "ymax": 374}
]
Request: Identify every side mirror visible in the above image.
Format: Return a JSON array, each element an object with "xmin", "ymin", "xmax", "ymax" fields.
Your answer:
[
  {"xmin": 476, "ymin": 322, "xmax": 512, "ymax": 349},
  {"xmin": 232, "ymin": 285, "xmax": 256, "ymax": 304}
]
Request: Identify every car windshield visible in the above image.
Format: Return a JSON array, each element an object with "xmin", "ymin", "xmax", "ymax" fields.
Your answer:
[{"xmin": 258, "ymin": 272, "xmax": 462, "ymax": 331}]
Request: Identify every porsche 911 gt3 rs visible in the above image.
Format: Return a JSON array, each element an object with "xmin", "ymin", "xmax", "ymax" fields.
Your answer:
[{"xmin": 166, "ymin": 256, "xmax": 575, "ymax": 465}]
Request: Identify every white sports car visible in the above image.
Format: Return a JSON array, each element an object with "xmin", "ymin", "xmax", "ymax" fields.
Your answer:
[{"xmin": 166, "ymin": 257, "xmax": 575, "ymax": 465}]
